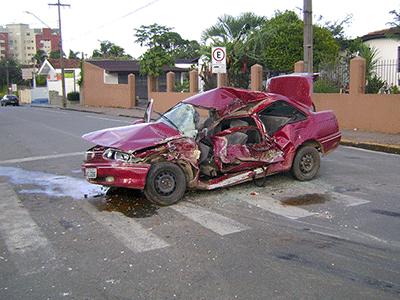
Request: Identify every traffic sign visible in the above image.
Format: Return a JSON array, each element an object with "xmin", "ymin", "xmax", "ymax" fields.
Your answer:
[{"xmin": 211, "ymin": 47, "xmax": 226, "ymax": 74}]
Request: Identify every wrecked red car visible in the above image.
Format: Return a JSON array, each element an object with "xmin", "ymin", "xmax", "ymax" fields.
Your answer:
[{"xmin": 82, "ymin": 74, "xmax": 341, "ymax": 205}]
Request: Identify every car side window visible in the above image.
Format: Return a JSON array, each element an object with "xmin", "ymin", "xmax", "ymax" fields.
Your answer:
[{"xmin": 258, "ymin": 101, "xmax": 306, "ymax": 136}]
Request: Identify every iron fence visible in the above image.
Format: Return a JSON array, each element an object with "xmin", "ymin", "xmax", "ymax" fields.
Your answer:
[{"xmin": 373, "ymin": 59, "xmax": 399, "ymax": 87}]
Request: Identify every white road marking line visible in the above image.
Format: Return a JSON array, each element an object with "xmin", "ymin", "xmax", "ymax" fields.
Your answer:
[
  {"xmin": 81, "ymin": 201, "xmax": 169, "ymax": 253},
  {"xmin": 329, "ymin": 193, "xmax": 370, "ymax": 207},
  {"xmin": 242, "ymin": 196, "xmax": 316, "ymax": 220},
  {"xmin": 0, "ymin": 183, "xmax": 56, "ymax": 275},
  {"xmin": 0, "ymin": 152, "xmax": 83, "ymax": 164},
  {"xmin": 171, "ymin": 202, "xmax": 249, "ymax": 235}
]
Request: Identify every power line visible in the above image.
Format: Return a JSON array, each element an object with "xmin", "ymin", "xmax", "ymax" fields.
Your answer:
[{"xmin": 66, "ymin": 0, "xmax": 162, "ymax": 42}]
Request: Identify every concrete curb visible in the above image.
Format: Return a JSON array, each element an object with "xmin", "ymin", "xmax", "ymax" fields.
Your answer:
[{"xmin": 341, "ymin": 139, "xmax": 400, "ymax": 155}]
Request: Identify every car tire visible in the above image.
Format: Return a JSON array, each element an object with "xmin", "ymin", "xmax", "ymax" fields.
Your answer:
[
  {"xmin": 291, "ymin": 146, "xmax": 320, "ymax": 181},
  {"xmin": 144, "ymin": 162, "xmax": 187, "ymax": 206}
]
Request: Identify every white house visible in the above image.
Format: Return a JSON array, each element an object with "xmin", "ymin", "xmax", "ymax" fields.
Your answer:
[
  {"xmin": 362, "ymin": 27, "xmax": 400, "ymax": 86},
  {"xmin": 38, "ymin": 58, "xmax": 81, "ymax": 96}
]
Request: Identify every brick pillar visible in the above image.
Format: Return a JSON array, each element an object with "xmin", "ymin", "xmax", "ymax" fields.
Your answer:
[
  {"xmin": 250, "ymin": 64, "xmax": 263, "ymax": 91},
  {"xmin": 128, "ymin": 73, "xmax": 136, "ymax": 107},
  {"xmin": 294, "ymin": 61, "xmax": 305, "ymax": 73},
  {"xmin": 166, "ymin": 71, "xmax": 175, "ymax": 92},
  {"xmin": 147, "ymin": 75, "xmax": 158, "ymax": 100},
  {"xmin": 189, "ymin": 70, "xmax": 198, "ymax": 93},
  {"xmin": 349, "ymin": 56, "xmax": 366, "ymax": 95},
  {"xmin": 217, "ymin": 73, "xmax": 228, "ymax": 87}
]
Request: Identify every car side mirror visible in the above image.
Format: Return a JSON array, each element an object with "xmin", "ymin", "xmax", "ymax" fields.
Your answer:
[{"xmin": 144, "ymin": 98, "xmax": 154, "ymax": 123}]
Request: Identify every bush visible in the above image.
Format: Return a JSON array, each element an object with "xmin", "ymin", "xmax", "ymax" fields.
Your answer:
[
  {"xmin": 366, "ymin": 75, "xmax": 384, "ymax": 94},
  {"xmin": 67, "ymin": 91, "xmax": 80, "ymax": 101},
  {"xmin": 390, "ymin": 85, "xmax": 400, "ymax": 94},
  {"xmin": 175, "ymin": 79, "xmax": 189, "ymax": 92},
  {"xmin": 314, "ymin": 79, "xmax": 340, "ymax": 93},
  {"xmin": 35, "ymin": 75, "xmax": 47, "ymax": 86}
]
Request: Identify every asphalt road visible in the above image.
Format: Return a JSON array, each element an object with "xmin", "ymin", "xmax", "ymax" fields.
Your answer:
[{"xmin": 0, "ymin": 106, "xmax": 399, "ymax": 300}]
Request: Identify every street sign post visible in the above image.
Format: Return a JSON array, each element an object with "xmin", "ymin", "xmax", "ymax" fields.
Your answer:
[
  {"xmin": 211, "ymin": 47, "xmax": 226, "ymax": 74},
  {"xmin": 22, "ymin": 68, "xmax": 34, "ymax": 80}
]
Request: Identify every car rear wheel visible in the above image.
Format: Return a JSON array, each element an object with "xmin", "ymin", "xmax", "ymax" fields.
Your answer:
[
  {"xmin": 291, "ymin": 146, "xmax": 320, "ymax": 181},
  {"xmin": 144, "ymin": 162, "xmax": 187, "ymax": 206}
]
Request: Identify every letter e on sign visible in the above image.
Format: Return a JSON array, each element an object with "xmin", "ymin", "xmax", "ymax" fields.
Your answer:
[{"xmin": 212, "ymin": 47, "xmax": 226, "ymax": 74}]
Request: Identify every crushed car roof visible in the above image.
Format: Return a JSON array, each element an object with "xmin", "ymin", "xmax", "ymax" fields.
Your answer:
[{"xmin": 183, "ymin": 87, "xmax": 268, "ymax": 116}]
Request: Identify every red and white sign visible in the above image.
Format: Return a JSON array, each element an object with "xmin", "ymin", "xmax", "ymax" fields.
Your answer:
[{"xmin": 211, "ymin": 47, "xmax": 226, "ymax": 74}]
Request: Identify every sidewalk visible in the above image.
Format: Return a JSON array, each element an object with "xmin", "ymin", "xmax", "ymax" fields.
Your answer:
[{"xmin": 31, "ymin": 103, "xmax": 400, "ymax": 155}]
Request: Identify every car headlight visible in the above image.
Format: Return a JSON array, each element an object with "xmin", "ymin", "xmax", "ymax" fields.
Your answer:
[
  {"xmin": 115, "ymin": 151, "xmax": 130, "ymax": 162},
  {"xmin": 85, "ymin": 151, "xmax": 95, "ymax": 161},
  {"xmin": 104, "ymin": 149, "xmax": 114, "ymax": 159},
  {"xmin": 103, "ymin": 149, "xmax": 131, "ymax": 162}
]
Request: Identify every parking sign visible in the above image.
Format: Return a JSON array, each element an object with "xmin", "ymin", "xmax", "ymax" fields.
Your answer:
[{"xmin": 211, "ymin": 47, "xmax": 226, "ymax": 74}]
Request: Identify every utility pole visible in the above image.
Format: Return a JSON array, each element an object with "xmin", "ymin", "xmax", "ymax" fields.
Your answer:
[
  {"xmin": 49, "ymin": 0, "xmax": 70, "ymax": 108},
  {"xmin": 5, "ymin": 60, "xmax": 10, "ymax": 91},
  {"xmin": 303, "ymin": 0, "xmax": 313, "ymax": 73}
]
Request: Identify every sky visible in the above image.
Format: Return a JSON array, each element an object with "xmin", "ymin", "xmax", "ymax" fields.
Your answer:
[{"xmin": 2, "ymin": 0, "xmax": 399, "ymax": 58}]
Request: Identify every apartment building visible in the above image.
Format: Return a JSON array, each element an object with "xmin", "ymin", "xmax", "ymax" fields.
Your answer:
[
  {"xmin": 0, "ymin": 24, "xmax": 60, "ymax": 64},
  {"xmin": 4, "ymin": 24, "xmax": 36, "ymax": 64},
  {"xmin": 0, "ymin": 32, "xmax": 8, "ymax": 60}
]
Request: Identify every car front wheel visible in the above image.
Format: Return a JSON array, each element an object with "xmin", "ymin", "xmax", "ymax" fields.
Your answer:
[
  {"xmin": 291, "ymin": 146, "xmax": 320, "ymax": 181},
  {"xmin": 144, "ymin": 162, "xmax": 187, "ymax": 206}
]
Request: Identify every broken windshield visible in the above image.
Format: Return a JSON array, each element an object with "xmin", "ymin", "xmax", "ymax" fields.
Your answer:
[{"xmin": 157, "ymin": 103, "xmax": 200, "ymax": 138}]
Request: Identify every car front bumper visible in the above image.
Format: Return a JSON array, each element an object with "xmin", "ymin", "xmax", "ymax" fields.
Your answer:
[{"xmin": 82, "ymin": 162, "xmax": 151, "ymax": 190}]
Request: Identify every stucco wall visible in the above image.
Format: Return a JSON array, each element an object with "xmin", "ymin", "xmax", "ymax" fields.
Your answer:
[
  {"xmin": 364, "ymin": 38, "xmax": 400, "ymax": 61},
  {"xmin": 82, "ymin": 62, "xmax": 133, "ymax": 108},
  {"xmin": 313, "ymin": 93, "xmax": 400, "ymax": 134},
  {"xmin": 150, "ymin": 92, "xmax": 196, "ymax": 113}
]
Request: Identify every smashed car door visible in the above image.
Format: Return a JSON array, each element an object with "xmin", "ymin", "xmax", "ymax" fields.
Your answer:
[{"xmin": 209, "ymin": 118, "xmax": 283, "ymax": 173}]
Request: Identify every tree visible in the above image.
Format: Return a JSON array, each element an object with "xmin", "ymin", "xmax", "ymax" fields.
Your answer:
[
  {"xmin": 389, "ymin": 9, "xmax": 400, "ymax": 28},
  {"xmin": 138, "ymin": 47, "xmax": 174, "ymax": 77},
  {"xmin": 91, "ymin": 40, "xmax": 132, "ymax": 59},
  {"xmin": 49, "ymin": 50, "xmax": 61, "ymax": 59},
  {"xmin": 32, "ymin": 49, "xmax": 48, "ymax": 66},
  {"xmin": 322, "ymin": 14, "xmax": 353, "ymax": 50},
  {"xmin": 201, "ymin": 12, "xmax": 265, "ymax": 88},
  {"xmin": 0, "ymin": 58, "xmax": 22, "ymax": 89},
  {"xmin": 68, "ymin": 50, "xmax": 80, "ymax": 59},
  {"xmin": 249, "ymin": 11, "xmax": 339, "ymax": 72},
  {"xmin": 134, "ymin": 24, "xmax": 199, "ymax": 77},
  {"xmin": 135, "ymin": 23, "xmax": 200, "ymax": 59}
]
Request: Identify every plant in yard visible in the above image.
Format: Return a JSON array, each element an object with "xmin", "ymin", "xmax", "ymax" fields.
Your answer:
[
  {"xmin": 67, "ymin": 91, "xmax": 80, "ymax": 101},
  {"xmin": 366, "ymin": 75, "xmax": 385, "ymax": 94},
  {"xmin": 314, "ymin": 79, "xmax": 340, "ymax": 93}
]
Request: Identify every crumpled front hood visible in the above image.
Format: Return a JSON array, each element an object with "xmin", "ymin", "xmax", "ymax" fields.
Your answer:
[{"xmin": 82, "ymin": 121, "xmax": 181, "ymax": 152}]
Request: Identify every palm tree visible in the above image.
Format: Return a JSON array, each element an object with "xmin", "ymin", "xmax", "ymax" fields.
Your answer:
[
  {"xmin": 201, "ymin": 12, "xmax": 265, "ymax": 44},
  {"xmin": 32, "ymin": 49, "xmax": 48, "ymax": 67},
  {"xmin": 201, "ymin": 12, "xmax": 265, "ymax": 88}
]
